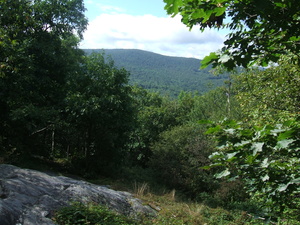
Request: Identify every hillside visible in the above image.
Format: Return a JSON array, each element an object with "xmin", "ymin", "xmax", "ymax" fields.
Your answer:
[{"xmin": 84, "ymin": 49, "xmax": 228, "ymax": 97}]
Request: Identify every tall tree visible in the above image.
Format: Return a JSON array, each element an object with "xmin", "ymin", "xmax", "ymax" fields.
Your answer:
[
  {"xmin": 0, "ymin": 0, "xmax": 87, "ymax": 157},
  {"xmin": 164, "ymin": 0, "xmax": 300, "ymax": 69},
  {"xmin": 63, "ymin": 53, "xmax": 135, "ymax": 174}
]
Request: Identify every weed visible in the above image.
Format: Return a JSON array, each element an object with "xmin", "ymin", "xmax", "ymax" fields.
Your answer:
[{"xmin": 133, "ymin": 182, "xmax": 149, "ymax": 198}]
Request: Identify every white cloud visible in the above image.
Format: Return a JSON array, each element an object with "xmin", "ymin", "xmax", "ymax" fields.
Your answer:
[
  {"xmin": 80, "ymin": 14, "xmax": 225, "ymax": 59},
  {"xmin": 96, "ymin": 4, "xmax": 125, "ymax": 14}
]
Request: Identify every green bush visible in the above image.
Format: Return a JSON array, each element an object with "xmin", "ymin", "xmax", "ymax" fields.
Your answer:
[
  {"xmin": 53, "ymin": 202, "xmax": 137, "ymax": 225},
  {"xmin": 149, "ymin": 123, "xmax": 218, "ymax": 197},
  {"xmin": 205, "ymin": 118, "xmax": 300, "ymax": 218}
]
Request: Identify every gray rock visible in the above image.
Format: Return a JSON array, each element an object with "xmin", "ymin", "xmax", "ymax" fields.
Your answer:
[{"xmin": 0, "ymin": 164, "xmax": 156, "ymax": 225}]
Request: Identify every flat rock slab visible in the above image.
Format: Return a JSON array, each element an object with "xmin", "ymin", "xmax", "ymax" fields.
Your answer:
[{"xmin": 0, "ymin": 164, "xmax": 155, "ymax": 225}]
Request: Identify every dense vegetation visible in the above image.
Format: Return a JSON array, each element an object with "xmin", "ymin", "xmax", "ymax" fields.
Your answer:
[
  {"xmin": 84, "ymin": 49, "xmax": 229, "ymax": 97},
  {"xmin": 1, "ymin": 0, "xmax": 299, "ymax": 224},
  {"xmin": 164, "ymin": 0, "xmax": 300, "ymax": 70}
]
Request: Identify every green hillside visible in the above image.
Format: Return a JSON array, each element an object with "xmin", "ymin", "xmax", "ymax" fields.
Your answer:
[{"xmin": 84, "ymin": 49, "xmax": 228, "ymax": 96}]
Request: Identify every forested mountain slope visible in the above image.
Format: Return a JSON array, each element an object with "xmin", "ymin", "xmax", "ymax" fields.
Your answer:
[{"xmin": 84, "ymin": 49, "xmax": 228, "ymax": 96}]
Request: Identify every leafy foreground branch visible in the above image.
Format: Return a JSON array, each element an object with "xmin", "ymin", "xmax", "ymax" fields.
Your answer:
[{"xmin": 203, "ymin": 119, "xmax": 300, "ymax": 222}]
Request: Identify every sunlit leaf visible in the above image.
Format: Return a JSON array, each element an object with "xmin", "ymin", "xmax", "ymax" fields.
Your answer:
[
  {"xmin": 218, "ymin": 54, "xmax": 231, "ymax": 63},
  {"xmin": 260, "ymin": 158, "xmax": 269, "ymax": 168},
  {"xmin": 215, "ymin": 169, "xmax": 230, "ymax": 179},
  {"xmin": 261, "ymin": 174, "xmax": 269, "ymax": 181},
  {"xmin": 200, "ymin": 52, "xmax": 219, "ymax": 69},
  {"xmin": 252, "ymin": 142, "xmax": 264, "ymax": 155},
  {"xmin": 276, "ymin": 139, "xmax": 295, "ymax": 149},
  {"xmin": 226, "ymin": 152, "xmax": 237, "ymax": 160},
  {"xmin": 205, "ymin": 125, "xmax": 222, "ymax": 134},
  {"xmin": 277, "ymin": 183, "xmax": 290, "ymax": 192}
]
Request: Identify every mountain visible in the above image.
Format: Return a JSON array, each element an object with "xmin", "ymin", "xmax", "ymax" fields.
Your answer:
[{"xmin": 84, "ymin": 49, "xmax": 228, "ymax": 97}]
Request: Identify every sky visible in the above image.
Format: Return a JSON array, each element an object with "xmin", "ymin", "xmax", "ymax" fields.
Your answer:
[{"xmin": 81, "ymin": 0, "xmax": 226, "ymax": 59}]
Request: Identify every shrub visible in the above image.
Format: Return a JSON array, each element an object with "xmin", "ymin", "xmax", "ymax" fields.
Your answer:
[
  {"xmin": 205, "ymin": 118, "xmax": 300, "ymax": 218},
  {"xmin": 53, "ymin": 202, "xmax": 137, "ymax": 225},
  {"xmin": 149, "ymin": 123, "xmax": 218, "ymax": 197}
]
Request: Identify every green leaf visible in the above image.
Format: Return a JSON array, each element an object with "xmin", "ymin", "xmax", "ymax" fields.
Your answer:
[
  {"xmin": 191, "ymin": 9, "xmax": 206, "ymax": 19},
  {"xmin": 218, "ymin": 54, "xmax": 231, "ymax": 63},
  {"xmin": 290, "ymin": 178, "xmax": 300, "ymax": 184},
  {"xmin": 260, "ymin": 158, "xmax": 269, "ymax": 168},
  {"xmin": 274, "ymin": 2, "xmax": 287, "ymax": 8},
  {"xmin": 261, "ymin": 174, "xmax": 269, "ymax": 181},
  {"xmin": 214, "ymin": 7, "xmax": 226, "ymax": 17},
  {"xmin": 224, "ymin": 128, "xmax": 235, "ymax": 134},
  {"xmin": 215, "ymin": 169, "xmax": 230, "ymax": 179},
  {"xmin": 205, "ymin": 125, "xmax": 222, "ymax": 134},
  {"xmin": 198, "ymin": 119, "xmax": 213, "ymax": 125},
  {"xmin": 278, "ymin": 129, "xmax": 295, "ymax": 141},
  {"xmin": 209, "ymin": 152, "xmax": 224, "ymax": 160},
  {"xmin": 226, "ymin": 152, "xmax": 237, "ymax": 161},
  {"xmin": 252, "ymin": 142, "xmax": 264, "ymax": 155},
  {"xmin": 201, "ymin": 165, "xmax": 212, "ymax": 170},
  {"xmin": 277, "ymin": 183, "xmax": 290, "ymax": 192},
  {"xmin": 276, "ymin": 139, "xmax": 295, "ymax": 149},
  {"xmin": 163, "ymin": 0, "xmax": 183, "ymax": 16},
  {"xmin": 200, "ymin": 52, "xmax": 219, "ymax": 69},
  {"xmin": 222, "ymin": 119, "xmax": 238, "ymax": 127}
]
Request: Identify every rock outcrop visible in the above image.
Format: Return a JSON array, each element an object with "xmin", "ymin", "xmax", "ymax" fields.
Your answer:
[{"xmin": 0, "ymin": 164, "xmax": 156, "ymax": 225}]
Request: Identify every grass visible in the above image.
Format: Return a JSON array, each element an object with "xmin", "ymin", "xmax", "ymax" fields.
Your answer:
[
  {"xmin": 52, "ymin": 189, "xmax": 269, "ymax": 225},
  {"xmin": 83, "ymin": 176, "xmax": 269, "ymax": 225},
  {"xmin": 84, "ymin": 177, "xmax": 300, "ymax": 225}
]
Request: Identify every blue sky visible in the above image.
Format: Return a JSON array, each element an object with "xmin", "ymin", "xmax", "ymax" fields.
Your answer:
[{"xmin": 81, "ymin": 0, "xmax": 226, "ymax": 59}]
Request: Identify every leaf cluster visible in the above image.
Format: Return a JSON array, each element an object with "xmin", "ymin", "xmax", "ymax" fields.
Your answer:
[
  {"xmin": 164, "ymin": 0, "xmax": 300, "ymax": 69},
  {"xmin": 204, "ymin": 119, "xmax": 300, "ymax": 216},
  {"xmin": 232, "ymin": 54, "xmax": 300, "ymax": 124}
]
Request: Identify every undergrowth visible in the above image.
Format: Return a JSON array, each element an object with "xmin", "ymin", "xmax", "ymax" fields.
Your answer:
[
  {"xmin": 53, "ymin": 202, "xmax": 138, "ymax": 225},
  {"xmin": 11, "ymin": 157, "xmax": 300, "ymax": 225},
  {"xmin": 53, "ymin": 188, "xmax": 297, "ymax": 225}
]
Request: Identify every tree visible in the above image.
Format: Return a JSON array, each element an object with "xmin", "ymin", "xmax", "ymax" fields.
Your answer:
[
  {"xmin": 149, "ymin": 123, "xmax": 217, "ymax": 197},
  {"xmin": 63, "ymin": 53, "xmax": 135, "ymax": 174},
  {"xmin": 164, "ymin": 0, "xmax": 300, "ymax": 218},
  {"xmin": 0, "ymin": 0, "xmax": 87, "ymax": 157},
  {"xmin": 163, "ymin": 0, "xmax": 300, "ymax": 69},
  {"xmin": 128, "ymin": 87, "xmax": 181, "ymax": 166},
  {"xmin": 233, "ymin": 54, "xmax": 300, "ymax": 124}
]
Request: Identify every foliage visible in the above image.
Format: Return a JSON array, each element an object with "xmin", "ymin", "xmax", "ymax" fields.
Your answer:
[
  {"xmin": 163, "ymin": 0, "xmax": 300, "ymax": 69},
  {"xmin": 233, "ymin": 54, "xmax": 300, "ymax": 124},
  {"xmin": 127, "ymin": 87, "xmax": 236, "ymax": 168},
  {"xmin": 85, "ymin": 49, "xmax": 229, "ymax": 97},
  {"xmin": 0, "ymin": 0, "xmax": 87, "ymax": 156},
  {"xmin": 128, "ymin": 88, "xmax": 188, "ymax": 166},
  {"xmin": 62, "ymin": 52, "xmax": 135, "ymax": 175},
  {"xmin": 149, "ymin": 123, "xmax": 218, "ymax": 198},
  {"xmin": 0, "ymin": 1, "xmax": 135, "ymax": 176},
  {"xmin": 53, "ymin": 199, "xmax": 266, "ymax": 225},
  {"xmin": 0, "ymin": 0, "xmax": 87, "ymax": 76},
  {"xmin": 188, "ymin": 86, "xmax": 242, "ymax": 122},
  {"xmin": 203, "ymin": 118, "xmax": 300, "ymax": 218},
  {"xmin": 53, "ymin": 202, "xmax": 137, "ymax": 225}
]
